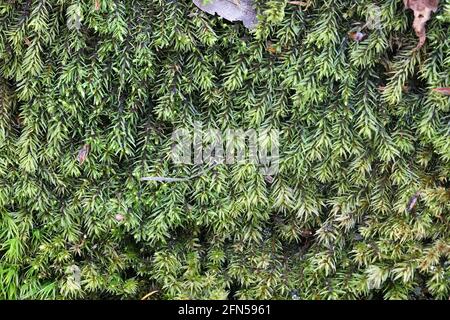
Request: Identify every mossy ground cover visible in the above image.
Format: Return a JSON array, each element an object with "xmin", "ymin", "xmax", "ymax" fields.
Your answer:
[{"xmin": 0, "ymin": 0, "xmax": 449, "ymax": 299}]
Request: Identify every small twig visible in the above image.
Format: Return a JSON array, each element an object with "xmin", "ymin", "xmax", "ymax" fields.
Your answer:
[
  {"xmin": 141, "ymin": 162, "xmax": 220, "ymax": 183},
  {"xmin": 141, "ymin": 290, "xmax": 158, "ymax": 300},
  {"xmin": 140, "ymin": 176, "xmax": 189, "ymax": 182},
  {"xmin": 287, "ymin": 1, "xmax": 308, "ymax": 6}
]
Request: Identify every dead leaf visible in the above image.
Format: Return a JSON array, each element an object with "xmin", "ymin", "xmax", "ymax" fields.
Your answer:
[
  {"xmin": 77, "ymin": 144, "xmax": 90, "ymax": 165},
  {"xmin": 264, "ymin": 175, "xmax": 274, "ymax": 184},
  {"xmin": 403, "ymin": 0, "xmax": 439, "ymax": 50},
  {"xmin": 94, "ymin": 0, "xmax": 100, "ymax": 11},
  {"xmin": 193, "ymin": 0, "xmax": 258, "ymax": 29},
  {"xmin": 432, "ymin": 87, "xmax": 450, "ymax": 95},
  {"xmin": 348, "ymin": 31, "xmax": 367, "ymax": 42},
  {"xmin": 300, "ymin": 229, "xmax": 313, "ymax": 237},
  {"xmin": 115, "ymin": 214, "xmax": 125, "ymax": 221},
  {"xmin": 406, "ymin": 191, "xmax": 421, "ymax": 212},
  {"xmin": 68, "ymin": 264, "xmax": 81, "ymax": 286},
  {"xmin": 266, "ymin": 41, "xmax": 277, "ymax": 54}
]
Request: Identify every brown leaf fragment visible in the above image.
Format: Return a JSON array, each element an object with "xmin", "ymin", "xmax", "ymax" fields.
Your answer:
[
  {"xmin": 406, "ymin": 191, "xmax": 421, "ymax": 212},
  {"xmin": 77, "ymin": 144, "xmax": 90, "ymax": 165},
  {"xmin": 68, "ymin": 264, "xmax": 81, "ymax": 286},
  {"xmin": 300, "ymin": 229, "xmax": 313, "ymax": 237},
  {"xmin": 266, "ymin": 41, "xmax": 277, "ymax": 54},
  {"xmin": 287, "ymin": 1, "xmax": 308, "ymax": 5},
  {"xmin": 115, "ymin": 213, "xmax": 125, "ymax": 221},
  {"xmin": 193, "ymin": 0, "xmax": 258, "ymax": 29},
  {"xmin": 403, "ymin": 0, "xmax": 439, "ymax": 50},
  {"xmin": 348, "ymin": 31, "xmax": 367, "ymax": 42},
  {"xmin": 432, "ymin": 87, "xmax": 450, "ymax": 95}
]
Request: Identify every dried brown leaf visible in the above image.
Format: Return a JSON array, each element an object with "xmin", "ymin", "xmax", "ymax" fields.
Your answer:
[
  {"xmin": 193, "ymin": 0, "xmax": 258, "ymax": 29},
  {"xmin": 403, "ymin": 0, "xmax": 439, "ymax": 50},
  {"xmin": 348, "ymin": 31, "xmax": 367, "ymax": 42},
  {"xmin": 77, "ymin": 144, "xmax": 90, "ymax": 165},
  {"xmin": 115, "ymin": 213, "xmax": 125, "ymax": 221},
  {"xmin": 94, "ymin": 0, "xmax": 100, "ymax": 11},
  {"xmin": 432, "ymin": 87, "xmax": 450, "ymax": 95},
  {"xmin": 406, "ymin": 191, "xmax": 421, "ymax": 212}
]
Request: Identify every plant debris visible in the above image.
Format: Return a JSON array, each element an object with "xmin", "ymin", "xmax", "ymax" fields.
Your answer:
[
  {"xmin": 432, "ymin": 87, "xmax": 450, "ymax": 95},
  {"xmin": 68, "ymin": 264, "xmax": 81, "ymax": 286},
  {"xmin": 348, "ymin": 31, "xmax": 367, "ymax": 42},
  {"xmin": 77, "ymin": 144, "xmax": 90, "ymax": 165},
  {"xmin": 287, "ymin": 1, "xmax": 312, "ymax": 9},
  {"xmin": 141, "ymin": 290, "xmax": 158, "ymax": 300},
  {"xmin": 115, "ymin": 213, "xmax": 125, "ymax": 221},
  {"xmin": 193, "ymin": 0, "xmax": 258, "ymax": 29},
  {"xmin": 403, "ymin": 0, "xmax": 440, "ymax": 50},
  {"xmin": 406, "ymin": 191, "xmax": 421, "ymax": 212}
]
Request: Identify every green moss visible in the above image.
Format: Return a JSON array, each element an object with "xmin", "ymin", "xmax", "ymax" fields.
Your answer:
[{"xmin": 0, "ymin": 0, "xmax": 449, "ymax": 300}]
